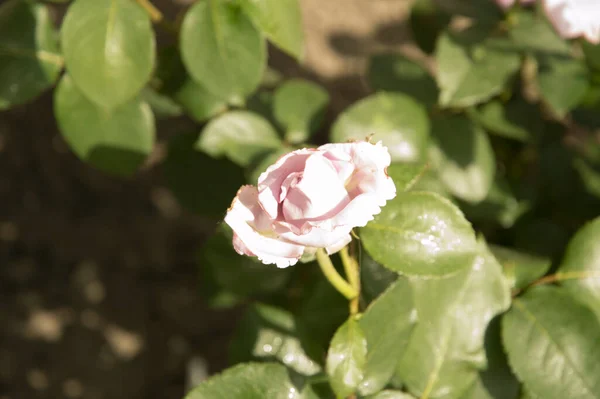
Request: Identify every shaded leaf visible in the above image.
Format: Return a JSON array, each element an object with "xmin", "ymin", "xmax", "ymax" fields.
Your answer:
[
  {"xmin": 229, "ymin": 304, "xmax": 321, "ymax": 376},
  {"xmin": 196, "ymin": 111, "xmax": 282, "ymax": 167},
  {"xmin": 437, "ymin": 29, "xmax": 520, "ymax": 108},
  {"xmin": 61, "ymin": 0, "xmax": 155, "ymax": 108},
  {"xmin": 429, "ymin": 115, "xmax": 496, "ymax": 203},
  {"xmin": 180, "ymin": 0, "xmax": 266, "ymax": 104},
  {"xmin": 489, "ymin": 245, "xmax": 551, "ymax": 291},
  {"xmin": 326, "ymin": 317, "xmax": 367, "ymax": 398},
  {"xmin": 54, "ymin": 74, "xmax": 154, "ymax": 176},
  {"xmin": 409, "ymin": 0, "xmax": 450, "ymax": 55},
  {"xmin": 273, "ymin": 79, "xmax": 329, "ymax": 144},
  {"xmin": 331, "ymin": 92, "xmax": 430, "ymax": 163},
  {"xmin": 163, "ymin": 131, "xmax": 245, "ymax": 217},
  {"xmin": 508, "ymin": 11, "xmax": 570, "ymax": 56},
  {"xmin": 361, "ymin": 191, "xmax": 478, "ymax": 277},
  {"xmin": 502, "ymin": 286, "xmax": 600, "ymax": 399},
  {"xmin": 537, "ymin": 55, "xmax": 589, "ymax": 118},
  {"xmin": 358, "ymin": 278, "xmax": 418, "ymax": 396},
  {"xmin": 0, "ymin": 0, "xmax": 61, "ymax": 109},
  {"xmin": 360, "ymin": 249, "xmax": 398, "ymax": 304},
  {"xmin": 367, "ymin": 54, "xmax": 438, "ymax": 107}
]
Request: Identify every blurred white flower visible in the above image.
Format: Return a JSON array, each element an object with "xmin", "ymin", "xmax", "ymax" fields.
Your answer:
[{"xmin": 544, "ymin": 0, "xmax": 600, "ymax": 44}]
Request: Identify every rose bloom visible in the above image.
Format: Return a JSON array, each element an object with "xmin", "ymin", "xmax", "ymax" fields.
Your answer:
[
  {"xmin": 495, "ymin": 0, "xmax": 536, "ymax": 10},
  {"xmin": 224, "ymin": 141, "xmax": 396, "ymax": 268},
  {"xmin": 544, "ymin": 0, "xmax": 600, "ymax": 44}
]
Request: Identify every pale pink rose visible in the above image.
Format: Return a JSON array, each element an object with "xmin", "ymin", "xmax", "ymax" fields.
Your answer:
[
  {"xmin": 544, "ymin": 0, "xmax": 600, "ymax": 44},
  {"xmin": 224, "ymin": 141, "xmax": 396, "ymax": 268},
  {"xmin": 495, "ymin": 0, "xmax": 536, "ymax": 10}
]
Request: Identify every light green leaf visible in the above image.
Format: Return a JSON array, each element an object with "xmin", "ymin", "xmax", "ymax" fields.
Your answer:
[
  {"xmin": 502, "ymin": 286, "xmax": 600, "ymax": 399},
  {"xmin": 489, "ymin": 245, "xmax": 551, "ymax": 291},
  {"xmin": 54, "ymin": 74, "xmax": 154, "ymax": 176},
  {"xmin": 508, "ymin": 11, "xmax": 570, "ymax": 55},
  {"xmin": 358, "ymin": 278, "xmax": 417, "ymax": 396},
  {"xmin": 583, "ymin": 41, "xmax": 600, "ymax": 71},
  {"xmin": 326, "ymin": 317, "xmax": 367, "ymax": 398},
  {"xmin": 273, "ymin": 79, "xmax": 329, "ymax": 144},
  {"xmin": 367, "ymin": 391, "xmax": 416, "ymax": 399},
  {"xmin": 386, "ymin": 162, "xmax": 429, "ymax": 193},
  {"xmin": 139, "ymin": 87, "xmax": 183, "ymax": 119},
  {"xmin": 331, "ymin": 93, "xmax": 430, "ymax": 163},
  {"xmin": 468, "ymin": 98, "xmax": 542, "ymax": 143},
  {"xmin": 156, "ymin": 47, "xmax": 227, "ymax": 123},
  {"xmin": 429, "ymin": 115, "xmax": 496, "ymax": 203},
  {"xmin": 537, "ymin": 55, "xmax": 589, "ymax": 118},
  {"xmin": 196, "ymin": 111, "xmax": 282, "ymax": 167},
  {"xmin": 361, "ymin": 191, "xmax": 478, "ymax": 277},
  {"xmin": 0, "ymin": 0, "xmax": 62, "ymax": 109},
  {"xmin": 61, "ymin": 0, "xmax": 155, "ymax": 108},
  {"xmin": 367, "ymin": 54, "xmax": 438, "ymax": 107},
  {"xmin": 180, "ymin": 0, "xmax": 266, "ymax": 104},
  {"xmin": 229, "ymin": 304, "xmax": 321, "ymax": 376},
  {"xmin": 236, "ymin": 0, "xmax": 303, "ymax": 60},
  {"xmin": 200, "ymin": 224, "xmax": 293, "ymax": 307},
  {"xmin": 184, "ymin": 362, "xmax": 316, "ymax": 399},
  {"xmin": 437, "ymin": 29, "xmax": 520, "ymax": 108},
  {"xmin": 397, "ymin": 240, "xmax": 511, "ymax": 398},
  {"xmin": 557, "ymin": 216, "xmax": 600, "ymax": 318},
  {"xmin": 163, "ymin": 131, "xmax": 245, "ymax": 217}
]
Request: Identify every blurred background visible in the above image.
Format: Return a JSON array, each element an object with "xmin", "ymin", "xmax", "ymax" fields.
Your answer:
[{"xmin": 0, "ymin": 1, "xmax": 416, "ymax": 398}]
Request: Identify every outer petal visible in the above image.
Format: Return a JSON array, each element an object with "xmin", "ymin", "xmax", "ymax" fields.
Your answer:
[
  {"xmin": 544, "ymin": 0, "xmax": 600, "ymax": 44},
  {"xmin": 319, "ymin": 141, "xmax": 392, "ymax": 173},
  {"xmin": 257, "ymin": 149, "xmax": 315, "ymax": 219},
  {"xmin": 325, "ymin": 233, "xmax": 352, "ymax": 255},
  {"xmin": 225, "ymin": 185, "xmax": 305, "ymax": 268},
  {"xmin": 275, "ymin": 222, "xmax": 353, "ymax": 249}
]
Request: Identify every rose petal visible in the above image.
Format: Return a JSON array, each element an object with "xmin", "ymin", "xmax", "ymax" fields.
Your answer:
[
  {"xmin": 275, "ymin": 222, "xmax": 353, "ymax": 249},
  {"xmin": 326, "ymin": 233, "xmax": 352, "ymax": 255},
  {"xmin": 257, "ymin": 149, "xmax": 315, "ymax": 219},
  {"xmin": 225, "ymin": 185, "xmax": 305, "ymax": 268},
  {"xmin": 282, "ymin": 153, "xmax": 350, "ymax": 222},
  {"xmin": 544, "ymin": 0, "xmax": 600, "ymax": 44}
]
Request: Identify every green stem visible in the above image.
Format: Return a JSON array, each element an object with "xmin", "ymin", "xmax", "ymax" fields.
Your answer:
[
  {"xmin": 316, "ymin": 249, "xmax": 357, "ymax": 300},
  {"xmin": 135, "ymin": 0, "xmax": 163, "ymax": 22},
  {"xmin": 340, "ymin": 246, "xmax": 360, "ymax": 315}
]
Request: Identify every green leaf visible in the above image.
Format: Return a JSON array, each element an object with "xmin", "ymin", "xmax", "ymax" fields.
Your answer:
[
  {"xmin": 367, "ymin": 391, "xmax": 416, "ymax": 399},
  {"xmin": 200, "ymin": 224, "xmax": 293, "ymax": 306},
  {"xmin": 273, "ymin": 79, "xmax": 329, "ymax": 144},
  {"xmin": 331, "ymin": 93, "xmax": 430, "ymax": 163},
  {"xmin": 574, "ymin": 158, "xmax": 600, "ymax": 199},
  {"xmin": 0, "ymin": 0, "xmax": 61, "ymax": 110},
  {"xmin": 367, "ymin": 54, "xmax": 438, "ymax": 108},
  {"xmin": 429, "ymin": 115, "xmax": 496, "ymax": 203},
  {"xmin": 459, "ymin": 176, "xmax": 530, "ymax": 228},
  {"xmin": 196, "ymin": 111, "xmax": 283, "ymax": 167},
  {"xmin": 361, "ymin": 191, "xmax": 478, "ymax": 277},
  {"xmin": 180, "ymin": 0, "xmax": 266, "ymax": 104},
  {"xmin": 502, "ymin": 286, "xmax": 600, "ymax": 399},
  {"xmin": 184, "ymin": 362, "xmax": 316, "ymax": 399},
  {"xmin": 139, "ymin": 87, "xmax": 183, "ymax": 119},
  {"xmin": 397, "ymin": 239, "xmax": 511, "ymax": 398},
  {"xmin": 358, "ymin": 278, "xmax": 418, "ymax": 396},
  {"xmin": 557, "ymin": 216, "xmax": 600, "ymax": 318},
  {"xmin": 156, "ymin": 47, "xmax": 227, "ymax": 123},
  {"xmin": 229, "ymin": 304, "xmax": 321, "ymax": 376},
  {"xmin": 236, "ymin": 0, "xmax": 303, "ymax": 60},
  {"xmin": 61, "ymin": 0, "xmax": 155, "ymax": 108},
  {"xmin": 409, "ymin": 0, "xmax": 450, "ymax": 55},
  {"xmin": 583, "ymin": 41, "xmax": 600, "ymax": 71},
  {"xmin": 326, "ymin": 317, "xmax": 367, "ymax": 398},
  {"xmin": 537, "ymin": 55, "xmax": 589, "ymax": 118},
  {"xmin": 433, "ymin": 0, "xmax": 502, "ymax": 24},
  {"xmin": 54, "ymin": 74, "xmax": 154, "ymax": 176},
  {"xmin": 489, "ymin": 245, "xmax": 551, "ymax": 291},
  {"xmin": 386, "ymin": 162, "xmax": 429, "ymax": 193},
  {"xmin": 163, "ymin": 131, "xmax": 245, "ymax": 217},
  {"xmin": 508, "ymin": 11, "xmax": 570, "ymax": 55},
  {"xmin": 468, "ymin": 98, "xmax": 542, "ymax": 143},
  {"xmin": 436, "ymin": 29, "xmax": 520, "ymax": 108}
]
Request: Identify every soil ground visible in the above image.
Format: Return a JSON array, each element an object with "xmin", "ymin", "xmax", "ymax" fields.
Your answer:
[{"xmin": 0, "ymin": 1, "xmax": 412, "ymax": 398}]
